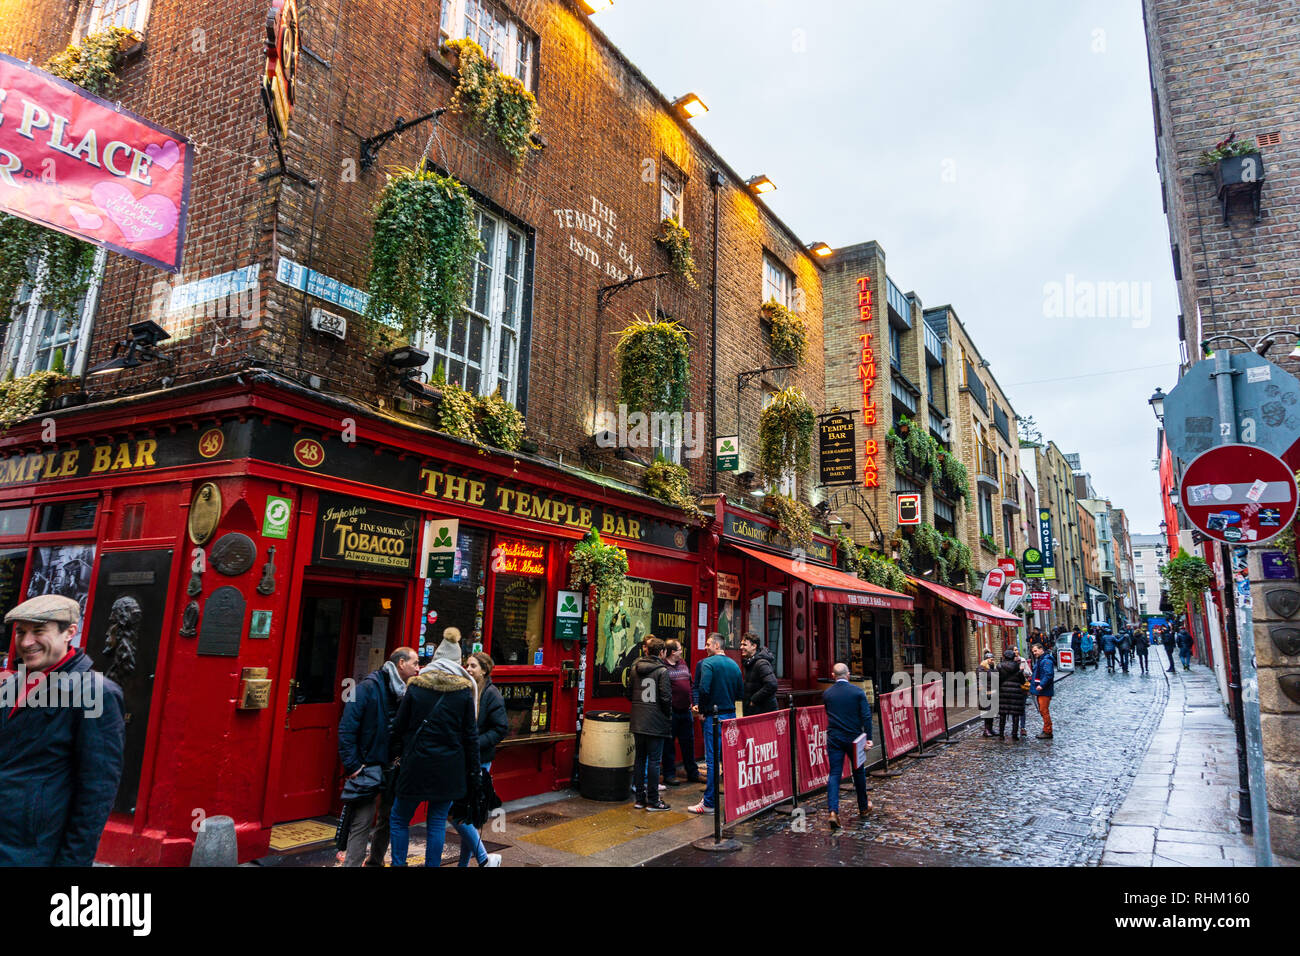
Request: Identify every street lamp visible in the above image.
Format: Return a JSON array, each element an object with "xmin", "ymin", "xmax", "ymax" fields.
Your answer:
[{"xmin": 1148, "ymin": 386, "xmax": 1166, "ymax": 423}]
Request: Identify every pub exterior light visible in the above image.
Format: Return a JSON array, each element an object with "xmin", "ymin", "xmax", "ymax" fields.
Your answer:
[
  {"xmin": 671, "ymin": 93, "xmax": 708, "ymax": 120},
  {"xmin": 808, "ymin": 242, "xmax": 833, "ymax": 258},
  {"xmin": 746, "ymin": 174, "xmax": 776, "ymax": 195},
  {"xmin": 578, "ymin": 0, "xmax": 613, "ymax": 11}
]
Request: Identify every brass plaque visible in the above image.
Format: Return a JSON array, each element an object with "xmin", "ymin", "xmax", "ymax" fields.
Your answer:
[
  {"xmin": 238, "ymin": 678, "xmax": 273, "ymax": 710},
  {"xmin": 241, "ymin": 667, "xmax": 268, "ymax": 680},
  {"xmin": 188, "ymin": 483, "xmax": 222, "ymax": 546}
]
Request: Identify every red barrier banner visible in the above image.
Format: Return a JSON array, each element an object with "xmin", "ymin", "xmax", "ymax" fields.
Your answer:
[
  {"xmin": 917, "ymin": 680, "xmax": 946, "ymax": 743},
  {"xmin": 721, "ymin": 711, "xmax": 791, "ymax": 823},
  {"xmin": 793, "ymin": 706, "xmax": 852, "ymax": 794},
  {"xmin": 0, "ymin": 53, "xmax": 191, "ymax": 271},
  {"xmin": 879, "ymin": 685, "xmax": 918, "ymax": 759}
]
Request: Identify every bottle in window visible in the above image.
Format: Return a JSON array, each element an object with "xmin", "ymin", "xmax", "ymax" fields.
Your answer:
[
  {"xmin": 538, "ymin": 690, "xmax": 548, "ymax": 731},
  {"xmin": 530, "ymin": 693, "xmax": 540, "ymax": 733}
]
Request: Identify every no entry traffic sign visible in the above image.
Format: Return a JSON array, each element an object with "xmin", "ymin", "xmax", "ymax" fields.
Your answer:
[{"xmin": 1180, "ymin": 444, "xmax": 1298, "ymax": 545}]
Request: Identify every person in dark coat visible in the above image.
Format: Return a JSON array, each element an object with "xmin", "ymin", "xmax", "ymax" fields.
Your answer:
[
  {"xmin": 387, "ymin": 659, "xmax": 479, "ymax": 866},
  {"xmin": 660, "ymin": 639, "xmax": 699, "ymax": 785},
  {"xmin": 1100, "ymin": 628, "xmax": 1118, "ymax": 673},
  {"xmin": 1116, "ymin": 629, "xmax": 1132, "ymax": 674},
  {"xmin": 0, "ymin": 594, "xmax": 125, "ymax": 866},
  {"xmin": 1133, "ymin": 625, "xmax": 1151, "ymax": 675},
  {"xmin": 740, "ymin": 634, "xmax": 778, "ymax": 715},
  {"xmin": 823, "ymin": 663, "xmax": 873, "ymax": 828},
  {"xmin": 1176, "ymin": 627, "xmax": 1194, "ymax": 670},
  {"xmin": 1070, "ymin": 630, "xmax": 1083, "ymax": 670},
  {"xmin": 1161, "ymin": 627, "xmax": 1177, "ymax": 673},
  {"xmin": 338, "ymin": 646, "xmax": 419, "ymax": 866},
  {"xmin": 628, "ymin": 636, "xmax": 672, "ymax": 810},
  {"xmin": 451, "ymin": 651, "xmax": 507, "ymax": 867},
  {"xmin": 996, "ymin": 649, "xmax": 1028, "ymax": 739}
]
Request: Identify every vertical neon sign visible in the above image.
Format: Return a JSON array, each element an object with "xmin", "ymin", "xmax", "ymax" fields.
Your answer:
[{"xmin": 856, "ymin": 277, "xmax": 879, "ymax": 488}]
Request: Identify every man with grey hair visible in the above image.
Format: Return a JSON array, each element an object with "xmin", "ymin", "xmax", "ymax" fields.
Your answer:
[
  {"xmin": 0, "ymin": 594, "xmax": 124, "ymax": 865},
  {"xmin": 821, "ymin": 662, "xmax": 872, "ymax": 830},
  {"xmin": 686, "ymin": 632, "xmax": 742, "ymax": 815}
]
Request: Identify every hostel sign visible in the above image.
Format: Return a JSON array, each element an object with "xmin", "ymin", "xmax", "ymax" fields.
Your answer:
[{"xmin": 0, "ymin": 53, "xmax": 192, "ymax": 271}]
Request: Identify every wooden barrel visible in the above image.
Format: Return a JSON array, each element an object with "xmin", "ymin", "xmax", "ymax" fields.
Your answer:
[{"xmin": 578, "ymin": 711, "xmax": 634, "ymax": 801}]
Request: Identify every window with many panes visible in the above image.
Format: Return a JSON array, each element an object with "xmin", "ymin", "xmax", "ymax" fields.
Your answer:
[
  {"xmin": 419, "ymin": 206, "xmax": 528, "ymax": 403},
  {"xmin": 762, "ymin": 253, "xmax": 793, "ymax": 309},
  {"xmin": 440, "ymin": 0, "xmax": 535, "ymax": 88},
  {"xmin": 2, "ymin": 249, "xmax": 106, "ymax": 379},
  {"xmin": 660, "ymin": 165, "xmax": 684, "ymax": 224},
  {"xmin": 78, "ymin": 0, "xmax": 152, "ymax": 37}
]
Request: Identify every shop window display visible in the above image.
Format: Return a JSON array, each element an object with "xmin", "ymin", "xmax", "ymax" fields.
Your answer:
[{"xmin": 423, "ymin": 527, "xmax": 489, "ymax": 658}]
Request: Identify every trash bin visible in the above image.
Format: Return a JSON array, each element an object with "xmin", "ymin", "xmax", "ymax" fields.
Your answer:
[{"xmin": 578, "ymin": 711, "xmax": 634, "ymax": 801}]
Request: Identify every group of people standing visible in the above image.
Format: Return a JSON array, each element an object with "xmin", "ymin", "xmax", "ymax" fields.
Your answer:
[
  {"xmin": 339, "ymin": 626, "xmax": 507, "ymax": 868},
  {"xmin": 1064, "ymin": 622, "xmax": 1194, "ymax": 676},
  {"xmin": 977, "ymin": 640, "xmax": 1056, "ymax": 740}
]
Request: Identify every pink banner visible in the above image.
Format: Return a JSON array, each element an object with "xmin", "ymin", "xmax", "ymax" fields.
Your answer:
[
  {"xmin": 793, "ymin": 705, "xmax": 852, "ymax": 793},
  {"xmin": 721, "ymin": 711, "xmax": 791, "ymax": 823},
  {"xmin": 917, "ymin": 680, "xmax": 946, "ymax": 743},
  {"xmin": 0, "ymin": 53, "xmax": 191, "ymax": 271},
  {"xmin": 879, "ymin": 686, "xmax": 918, "ymax": 759}
]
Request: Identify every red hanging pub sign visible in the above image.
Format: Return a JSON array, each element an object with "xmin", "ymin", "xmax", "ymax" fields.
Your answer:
[{"xmin": 856, "ymin": 276, "xmax": 879, "ymax": 488}]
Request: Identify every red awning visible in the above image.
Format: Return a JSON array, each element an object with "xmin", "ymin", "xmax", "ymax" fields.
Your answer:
[
  {"xmin": 730, "ymin": 545, "xmax": 914, "ymax": 611},
  {"xmin": 909, "ymin": 577, "xmax": 1022, "ymax": 627}
]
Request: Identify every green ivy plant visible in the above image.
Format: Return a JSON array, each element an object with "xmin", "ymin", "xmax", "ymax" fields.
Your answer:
[
  {"xmin": 644, "ymin": 454, "xmax": 701, "ymax": 517},
  {"xmin": 477, "ymin": 388, "xmax": 525, "ymax": 450},
  {"xmin": 946, "ymin": 536, "xmax": 974, "ymax": 583},
  {"xmin": 365, "ymin": 163, "xmax": 482, "ymax": 336},
  {"xmin": 0, "ymin": 370, "xmax": 67, "ymax": 429},
  {"xmin": 758, "ymin": 386, "xmax": 815, "ymax": 484},
  {"xmin": 445, "ymin": 38, "xmax": 542, "ymax": 167},
  {"xmin": 656, "ymin": 218, "xmax": 698, "ymax": 288},
  {"xmin": 762, "ymin": 298, "xmax": 808, "ymax": 364},
  {"xmin": 936, "ymin": 450, "xmax": 971, "ymax": 503},
  {"xmin": 980, "ymin": 532, "xmax": 998, "ymax": 553},
  {"xmin": 433, "ymin": 381, "xmax": 480, "ymax": 443},
  {"xmin": 45, "ymin": 26, "xmax": 134, "ymax": 96},
  {"xmin": 569, "ymin": 527, "xmax": 630, "ymax": 606},
  {"xmin": 613, "ymin": 314, "xmax": 691, "ymax": 413},
  {"xmin": 763, "ymin": 492, "xmax": 813, "ymax": 548},
  {"xmin": 1160, "ymin": 552, "xmax": 1213, "ymax": 610},
  {"xmin": 859, "ymin": 549, "xmax": 910, "ymax": 595}
]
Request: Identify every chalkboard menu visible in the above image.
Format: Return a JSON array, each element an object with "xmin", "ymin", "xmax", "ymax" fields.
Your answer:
[
  {"xmin": 499, "ymin": 681, "xmax": 553, "ymax": 738},
  {"xmin": 313, "ymin": 494, "xmax": 419, "ymax": 575}
]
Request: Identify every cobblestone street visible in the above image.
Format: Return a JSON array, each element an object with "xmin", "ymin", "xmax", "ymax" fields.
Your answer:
[{"xmin": 648, "ymin": 665, "xmax": 1172, "ymax": 867}]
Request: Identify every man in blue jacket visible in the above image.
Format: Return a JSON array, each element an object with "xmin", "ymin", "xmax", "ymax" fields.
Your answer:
[
  {"xmin": 0, "ymin": 594, "xmax": 124, "ymax": 866},
  {"xmin": 1030, "ymin": 642, "xmax": 1054, "ymax": 739},
  {"xmin": 687, "ymin": 633, "xmax": 743, "ymax": 815},
  {"xmin": 338, "ymin": 646, "xmax": 419, "ymax": 866},
  {"xmin": 822, "ymin": 663, "xmax": 873, "ymax": 829}
]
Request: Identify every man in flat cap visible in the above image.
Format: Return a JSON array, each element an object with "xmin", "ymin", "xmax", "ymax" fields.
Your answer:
[{"xmin": 0, "ymin": 594, "xmax": 125, "ymax": 865}]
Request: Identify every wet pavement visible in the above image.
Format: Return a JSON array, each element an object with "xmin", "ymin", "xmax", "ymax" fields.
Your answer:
[{"xmin": 647, "ymin": 664, "xmax": 1170, "ymax": 867}]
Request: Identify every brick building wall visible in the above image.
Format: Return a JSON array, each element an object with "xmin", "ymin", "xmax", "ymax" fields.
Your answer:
[
  {"xmin": 1144, "ymin": 0, "xmax": 1300, "ymax": 858},
  {"xmin": 1, "ymin": 0, "xmax": 826, "ymax": 506}
]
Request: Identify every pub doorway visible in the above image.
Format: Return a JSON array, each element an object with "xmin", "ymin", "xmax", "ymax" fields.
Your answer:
[{"xmin": 267, "ymin": 579, "xmax": 406, "ymax": 823}]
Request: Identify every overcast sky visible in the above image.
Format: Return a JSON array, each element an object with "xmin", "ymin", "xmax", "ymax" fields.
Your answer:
[{"xmin": 595, "ymin": 0, "xmax": 1177, "ymax": 533}]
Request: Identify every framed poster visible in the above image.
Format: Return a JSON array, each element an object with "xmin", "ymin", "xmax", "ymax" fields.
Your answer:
[{"xmin": 26, "ymin": 544, "xmax": 96, "ymax": 639}]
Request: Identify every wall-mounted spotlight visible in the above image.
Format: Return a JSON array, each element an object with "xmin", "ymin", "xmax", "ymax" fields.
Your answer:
[
  {"xmin": 88, "ymin": 320, "xmax": 172, "ymax": 375},
  {"xmin": 746, "ymin": 174, "xmax": 776, "ymax": 195},
  {"xmin": 671, "ymin": 93, "xmax": 708, "ymax": 120},
  {"xmin": 383, "ymin": 345, "xmax": 430, "ymax": 370},
  {"xmin": 577, "ymin": 0, "xmax": 613, "ymax": 11},
  {"xmin": 807, "ymin": 242, "xmax": 833, "ymax": 258}
]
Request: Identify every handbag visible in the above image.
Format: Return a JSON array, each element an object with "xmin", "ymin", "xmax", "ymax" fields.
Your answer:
[
  {"xmin": 340, "ymin": 764, "xmax": 385, "ymax": 802},
  {"xmin": 453, "ymin": 766, "xmax": 503, "ymax": 829}
]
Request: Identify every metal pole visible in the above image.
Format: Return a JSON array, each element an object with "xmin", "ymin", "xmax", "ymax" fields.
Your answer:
[
  {"xmin": 788, "ymin": 700, "xmax": 800, "ymax": 810},
  {"xmin": 1219, "ymin": 542, "xmax": 1252, "ymax": 834},
  {"xmin": 712, "ymin": 704, "xmax": 722, "ymax": 844}
]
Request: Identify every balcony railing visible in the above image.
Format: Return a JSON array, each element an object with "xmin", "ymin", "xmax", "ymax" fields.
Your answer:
[
  {"xmin": 924, "ymin": 321, "xmax": 943, "ymax": 366},
  {"xmin": 929, "ymin": 407, "xmax": 947, "ymax": 438},
  {"xmin": 890, "ymin": 376, "xmax": 918, "ymax": 414},
  {"xmin": 993, "ymin": 403, "xmax": 1010, "ymax": 442},
  {"xmin": 963, "ymin": 359, "xmax": 988, "ymax": 412},
  {"xmin": 975, "ymin": 441, "xmax": 998, "ymax": 489},
  {"xmin": 886, "ymin": 275, "xmax": 911, "ymax": 328}
]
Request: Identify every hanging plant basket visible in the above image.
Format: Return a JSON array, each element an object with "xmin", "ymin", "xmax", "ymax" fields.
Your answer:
[
  {"xmin": 445, "ymin": 38, "xmax": 542, "ymax": 167},
  {"xmin": 763, "ymin": 493, "xmax": 813, "ymax": 548},
  {"xmin": 644, "ymin": 454, "xmax": 700, "ymax": 517},
  {"xmin": 613, "ymin": 314, "xmax": 691, "ymax": 413},
  {"xmin": 569, "ymin": 527, "xmax": 629, "ymax": 606},
  {"xmin": 761, "ymin": 299, "xmax": 808, "ymax": 365},
  {"xmin": 0, "ymin": 371, "xmax": 69, "ymax": 429},
  {"xmin": 364, "ymin": 163, "xmax": 482, "ymax": 336},
  {"xmin": 757, "ymin": 386, "xmax": 815, "ymax": 484}
]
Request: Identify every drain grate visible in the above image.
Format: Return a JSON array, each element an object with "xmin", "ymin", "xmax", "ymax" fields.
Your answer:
[
  {"xmin": 1024, "ymin": 812, "xmax": 1094, "ymax": 838},
  {"xmin": 513, "ymin": 810, "xmax": 567, "ymax": 828}
]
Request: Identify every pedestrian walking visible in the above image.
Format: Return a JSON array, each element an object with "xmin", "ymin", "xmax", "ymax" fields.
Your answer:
[
  {"xmin": 823, "ymin": 663, "xmax": 873, "ymax": 829},
  {"xmin": 1176, "ymin": 627, "xmax": 1194, "ymax": 670},
  {"xmin": 687, "ymin": 633, "xmax": 743, "ymax": 816},
  {"xmin": 1116, "ymin": 628, "xmax": 1132, "ymax": 675},
  {"xmin": 628, "ymin": 636, "xmax": 672, "ymax": 811},
  {"xmin": 740, "ymin": 633, "xmax": 778, "ymax": 715},
  {"xmin": 1100, "ymin": 628, "xmax": 1117, "ymax": 673},
  {"xmin": 996, "ymin": 649, "xmax": 1028, "ymax": 739},
  {"xmin": 1161, "ymin": 627, "xmax": 1177, "ymax": 673},
  {"xmin": 1070, "ymin": 629, "xmax": 1083, "ymax": 669},
  {"xmin": 1133, "ymin": 627, "xmax": 1150, "ymax": 674},
  {"xmin": 977, "ymin": 649, "xmax": 998, "ymax": 736},
  {"xmin": 660, "ymin": 639, "xmax": 700, "ymax": 785},
  {"xmin": 1080, "ymin": 629, "xmax": 1096, "ymax": 668},
  {"xmin": 450, "ymin": 651, "xmax": 507, "ymax": 867},
  {"xmin": 387, "ymin": 651, "xmax": 480, "ymax": 867},
  {"xmin": 0, "ymin": 595, "xmax": 125, "ymax": 865},
  {"xmin": 1030, "ymin": 642, "xmax": 1055, "ymax": 739},
  {"xmin": 338, "ymin": 646, "xmax": 419, "ymax": 867}
]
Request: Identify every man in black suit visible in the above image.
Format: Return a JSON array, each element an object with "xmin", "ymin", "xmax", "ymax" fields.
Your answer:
[{"xmin": 822, "ymin": 663, "xmax": 873, "ymax": 830}]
